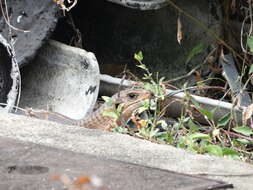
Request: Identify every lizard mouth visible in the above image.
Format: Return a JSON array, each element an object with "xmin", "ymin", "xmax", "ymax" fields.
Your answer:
[{"xmin": 120, "ymin": 97, "xmax": 151, "ymax": 122}]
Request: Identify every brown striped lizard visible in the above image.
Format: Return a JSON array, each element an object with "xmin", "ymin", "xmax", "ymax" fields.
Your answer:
[{"xmin": 20, "ymin": 88, "xmax": 152, "ymax": 130}]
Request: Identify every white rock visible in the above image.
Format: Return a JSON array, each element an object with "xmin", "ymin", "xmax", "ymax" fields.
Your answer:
[{"xmin": 20, "ymin": 40, "xmax": 100, "ymax": 120}]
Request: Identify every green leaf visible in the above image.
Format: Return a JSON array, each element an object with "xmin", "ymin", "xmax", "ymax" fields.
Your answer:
[
  {"xmin": 233, "ymin": 126, "xmax": 253, "ymax": 136},
  {"xmin": 102, "ymin": 96, "xmax": 113, "ymax": 106},
  {"xmin": 236, "ymin": 138, "xmax": 252, "ymax": 144},
  {"xmin": 247, "ymin": 36, "xmax": 253, "ymax": 53},
  {"xmin": 190, "ymin": 98, "xmax": 213, "ymax": 120},
  {"xmin": 112, "ymin": 126, "xmax": 128, "ymax": 133},
  {"xmin": 222, "ymin": 147, "xmax": 240, "ymax": 160},
  {"xmin": 159, "ymin": 77, "xmax": 165, "ymax": 85},
  {"xmin": 116, "ymin": 103, "xmax": 125, "ymax": 113},
  {"xmin": 157, "ymin": 120, "xmax": 168, "ymax": 130},
  {"xmin": 173, "ymin": 122, "xmax": 182, "ymax": 130},
  {"xmin": 134, "ymin": 51, "xmax": 143, "ymax": 62},
  {"xmin": 178, "ymin": 136, "xmax": 193, "ymax": 149},
  {"xmin": 137, "ymin": 106, "xmax": 148, "ymax": 114},
  {"xmin": 204, "ymin": 145, "xmax": 223, "ymax": 157},
  {"xmin": 199, "ymin": 108, "xmax": 214, "ymax": 120},
  {"xmin": 149, "ymin": 99, "xmax": 157, "ymax": 110},
  {"xmin": 155, "ymin": 132, "xmax": 174, "ymax": 144},
  {"xmin": 222, "ymin": 147, "xmax": 238, "ymax": 156},
  {"xmin": 148, "ymin": 128, "xmax": 160, "ymax": 138},
  {"xmin": 188, "ymin": 119, "xmax": 199, "ymax": 132},
  {"xmin": 217, "ymin": 113, "xmax": 231, "ymax": 127},
  {"xmin": 181, "ymin": 116, "xmax": 190, "ymax": 123},
  {"xmin": 102, "ymin": 110, "xmax": 119, "ymax": 119},
  {"xmin": 185, "ymin": 43, "xmax": 205, "ymax": 64},
  {"xmin": 142, "ymin": 82, "xmax": 156, "ymax": 93},
  {"xmin": 141, "ymin": 99, "xmax": 150, "ymax": 109},
  {"xmin": 212, "ymin": 128, "xmax": 220, "ymax": 137},
  {"xmin": 249, "ymin": 65, "xmax": 253, "ymax": 75},
  {"xmin": 143, "ymin": 73, "xmax": 152, "ymax": 79},
  {"xmin": 189, "ymin": 133, "xmax": 211, "ymax": 142},
  {"xmin": 136, "ymin": 64, "xmax": 148, "ymax": 71}
]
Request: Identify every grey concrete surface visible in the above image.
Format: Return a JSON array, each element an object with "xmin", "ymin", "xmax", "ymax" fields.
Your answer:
[
  {"xmin": 0, "ymin": 112, "xmax": 253, "ymax": 189},
  {"xmin": 0, "ymin": 137, "xmax": 230, "ymax": 190}
]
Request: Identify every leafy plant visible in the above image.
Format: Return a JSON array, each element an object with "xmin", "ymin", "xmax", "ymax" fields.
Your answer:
[
  {"xmin": 102, "ymin": 96, "xmax": 128, "ymax": 132},
  {"xmin": 233, "ymin": 126, "xmax": 253, "ymax": 136},
  {"xmin": 102, "ymin": 51, "xmax": 253, "ymax": 164},
  {"xmin": 247, "ymin": 35, "xmax": 253, "ymax": 53},
  {"xmin": 133, "ymin": 51, "xmax": 253, "ymax": 162},
  {"xmin": 133, "ymin": 51, "xmax": 167, "ymax": 139}
]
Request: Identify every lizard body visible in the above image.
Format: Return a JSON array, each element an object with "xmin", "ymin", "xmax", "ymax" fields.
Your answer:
[{"xmin": 21, "ymin": 88, "xmax": 152, "ymax": 130}]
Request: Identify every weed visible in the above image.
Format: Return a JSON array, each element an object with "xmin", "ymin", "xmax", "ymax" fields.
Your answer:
[{"xmin": 103, "ymin": 51, "xmax": 253, "ymax": 163}]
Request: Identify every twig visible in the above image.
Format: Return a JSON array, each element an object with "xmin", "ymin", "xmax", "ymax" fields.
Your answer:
[
  {"xmin": 0, "ymin": 103, "xmax": 26, "ymax": 112},
  {"xmin": 0, "ymin": 34, "xmax": 20, "ymax": 113},
  {"xmin": 0, "ymin": 0, "xmax": 21, "ymax": 112},
  {"xmin": 221, "ymin": 129, "xmax": 253, "ymax": 142},
  {"xmin": 100, "ymin": 74, "xmax": 135, "ymax": 87}
]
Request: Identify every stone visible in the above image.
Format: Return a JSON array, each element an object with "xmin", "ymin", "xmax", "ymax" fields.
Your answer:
[{"xmin": 20, "ymin": 40, "xmax": 100, "ymax": 120}]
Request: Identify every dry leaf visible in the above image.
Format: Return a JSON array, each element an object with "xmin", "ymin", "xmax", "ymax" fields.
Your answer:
[
  {"xmin": 194, "ymin": 71, "xmax": 202, "ymax": 82},
  {"xmin": 177, "ymin": 15, "xmax": 183, "ymax": 45},
  {"xmin": 206, "ymin": 55, "xmax": 215, "ymax": 64},
  {"xmin": 51, "ymin": 174, "xmax": 104, "ymax": 190},
  {"xmin": 220, "ymin": 49, "xmax": 228, "ymax": 62},
  {"xmin": 51, "ymin": 174, "xmax": 72, "ymax": 188},
  {"xmin": 74, "ymin": 176, "xmax": 91, "ymax": 187},
  {"xmin": 230, "ymin": 0, "xmax": 236, "ymax": 14},
  {"xmin": 208, "ymin": 63, "xmax": 222, "ymax": 73}
]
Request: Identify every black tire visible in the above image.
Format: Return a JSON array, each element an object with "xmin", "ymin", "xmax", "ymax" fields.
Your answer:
[{"xmin": 0, "ymin": 43, "xmax": 12, "ymax": 105}]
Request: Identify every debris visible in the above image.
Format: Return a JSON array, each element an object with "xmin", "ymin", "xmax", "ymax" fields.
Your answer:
[
  {"xmin": 0, "ymin": 34, "xmax": 20, "ymax": 113},
  {"xmin": 51, "ymin": 174, "xmax": 105, "ymax": 190},
  {"xmin": 219, "ymin": 53, "xmax": 251, "ymax": 107}
]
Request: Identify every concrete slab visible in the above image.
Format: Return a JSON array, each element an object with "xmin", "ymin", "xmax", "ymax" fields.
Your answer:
[
  {"xmin": 0, "ymin": 113, "xmax": 253, "ymax": 189},
  {"xmin": 0, "ymin": 137, "xmax": 231, "ymax": 190}
]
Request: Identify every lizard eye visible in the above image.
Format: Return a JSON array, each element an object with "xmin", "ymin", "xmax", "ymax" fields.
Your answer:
[{"xmin": 128, "ymin": 93, "xmax": 137, "ymax": 99}]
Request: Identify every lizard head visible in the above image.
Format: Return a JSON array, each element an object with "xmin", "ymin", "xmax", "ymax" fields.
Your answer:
[
  {"xmin": 114, "ymin": 88, "xmax": 152, "ymax": 106},
  {"xmin": 113, "ymin": 88, "xmax": 153, "ymax": 125}
]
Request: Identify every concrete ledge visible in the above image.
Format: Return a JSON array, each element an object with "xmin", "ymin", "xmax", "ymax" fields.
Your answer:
[{"xmin": 1, "ymin": 112, "xmax": 253, "ymax": 189}]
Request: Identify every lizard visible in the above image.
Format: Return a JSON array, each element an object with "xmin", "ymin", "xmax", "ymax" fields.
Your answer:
[{"xmin": 19, "ymin": 88, "xmax": 152, "ymax": 130}]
